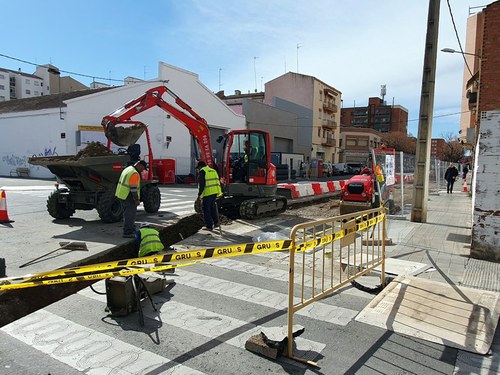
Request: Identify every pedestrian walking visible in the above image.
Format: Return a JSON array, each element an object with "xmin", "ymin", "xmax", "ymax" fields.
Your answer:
[
  {"xmin": 444, "ymin": 162, "xmax": 459, "ymax": 194},
  {"xmin": 115, "ymin": 160, "xmax": 147, "ymax": 237},
  {"xmin": 462, "ymin": 164, "xmax": 469, "ymax": 180},
  {"xmin": 196, "ymin": 160, "xmax": 222, "ymax": 231}
]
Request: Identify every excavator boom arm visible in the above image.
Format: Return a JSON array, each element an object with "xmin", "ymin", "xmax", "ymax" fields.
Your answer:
[{"xmin": 102, "ymin": 86, "xmax": 214, "ymax": 167}]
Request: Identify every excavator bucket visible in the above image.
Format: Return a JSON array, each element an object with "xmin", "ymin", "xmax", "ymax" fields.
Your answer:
[{"xmin": 104, "ymin": 123, "xmax": 147, "ymax": 147}]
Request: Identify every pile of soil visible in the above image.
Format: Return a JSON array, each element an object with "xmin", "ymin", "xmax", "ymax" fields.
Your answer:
[{"xmin": 69, "ymin": 142, "xmax": 114, "ymax": 160}]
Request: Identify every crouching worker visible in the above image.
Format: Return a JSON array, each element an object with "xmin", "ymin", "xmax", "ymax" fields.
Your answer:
[
  {"xmin": 135, "ymin": 224, "xmax": 175, "ymax": 274},
  {"xmin": 136, "ymin": 224, "xmax": 164, "ymax": 257}
]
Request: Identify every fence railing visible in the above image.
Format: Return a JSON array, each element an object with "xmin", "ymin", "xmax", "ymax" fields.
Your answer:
[{"xmin": 286, "ymin": 207, "xmax": 387, "ymax": 365}]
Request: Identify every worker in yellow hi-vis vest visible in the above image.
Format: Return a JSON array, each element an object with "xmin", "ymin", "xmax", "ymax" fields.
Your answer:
[
  {"xmin": 136, "ymin": 224, "xmax": 164, "ymax": 257},
  {"xmin": 196, "ymin": 160, "xmax": 222, "ymax": 231},
  {"xmin": 115, "ymin": 160, "xmax": 147, "ymax": 238}
]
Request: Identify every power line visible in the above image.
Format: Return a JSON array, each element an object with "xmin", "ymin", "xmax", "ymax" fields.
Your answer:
[
  {"xmin": 210, "ymin": 110, "xmax": 468, "ymax": 129},
  {"xmin": 0, "ymin": 52, "xmax": 124, "ymax": 83},
  {"xmin": 446, "ymin": 0, "xmax": 473, "ymax": 76}
]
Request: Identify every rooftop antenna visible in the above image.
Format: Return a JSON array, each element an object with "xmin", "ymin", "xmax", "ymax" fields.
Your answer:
[
  {"xmin": 253, "ymin": 57, "xmax": 258, "ymax": 93},
  {"xmin": 380, "ymin": 84, "xmax": 387, "ymax": 104},
  {"xmin": 296, "ymin": 43, "xmax": 302, "ymax": 73},
  {"xmin": 218, "ymin": 68, "xmax": 222, "ymax": 92}
]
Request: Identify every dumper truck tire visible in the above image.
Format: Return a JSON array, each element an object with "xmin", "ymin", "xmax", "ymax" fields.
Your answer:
[
  {"xmin": 47, "ymin": 191, "xmax": 75, "ymax": 219},
  {"xmin": 97, "ymin": 190, "xmax": 123, "ymax": 223},
  {"xmin": 142, "ymin": 184, "xmax": 161, "ymax": 213}
]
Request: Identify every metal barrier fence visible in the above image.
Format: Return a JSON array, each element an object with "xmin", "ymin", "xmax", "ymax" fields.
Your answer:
[
  {"xmin": 286, "ymin": 207, "xmax": 387, "ymax": 365},
  {"xmin": 391, "ymin": 153, "xmax": 451, "ymax": 215}
]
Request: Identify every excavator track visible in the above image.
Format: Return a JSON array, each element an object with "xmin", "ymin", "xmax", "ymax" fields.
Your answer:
[{"xmin": 239, "ymin": 196, "xmax": 288, "ymax": 220}]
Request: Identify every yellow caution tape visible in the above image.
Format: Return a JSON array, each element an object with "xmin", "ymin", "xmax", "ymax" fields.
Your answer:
[
  {"xmin": 0, "ymin": 239, "xmax": 293, "ymax": 285},
  {"xmin": 0, "ymin": 213, "xmax": 385, "ymax": 290},
  {"xmin": 0, "ymin": 261, "xmax": 198, "ymax": 291}
]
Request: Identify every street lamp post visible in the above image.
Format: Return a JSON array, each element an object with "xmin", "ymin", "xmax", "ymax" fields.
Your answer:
[{"xmin": 441, "ymin": 48, "xmax": 482, "ymax": 130}]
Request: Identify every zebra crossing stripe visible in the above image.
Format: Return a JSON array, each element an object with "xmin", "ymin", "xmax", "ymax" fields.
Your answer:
[
  {"xmin": 1, "ymin": 309, "xmax": 204, "ymax": 374},
  {"xmin": 78, "ymin": 281, "xmax": 326, "ymax": 363}
]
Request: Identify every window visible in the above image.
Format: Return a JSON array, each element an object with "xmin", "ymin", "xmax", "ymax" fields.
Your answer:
[
  {"xmin": 346, "ymin": 139, "xmax": 356, "ymax": 146},
  {"xmin": 358, "ymin": 140, "xmax": 368, "ymax": 146},
  {"xmin": 0, "ymin": 85, "xmax": 4, "ymax": 90},
  {"xmin": 0, "ymin": 74, "xmax": 4, "ymax": 79},
  {"xmin": 0, "ymin": 96, "xmax": 5, "ymax": 101},
  {"xmin": 25, "ymin": 79, "xmax": 30, "ymax": 84},
  {"xmin": 34, "ymin": 81, "xmax": 40, "ymax": 86},
  {"xmin": 317, "ymin": 127, "xmax": 321, "ymax": 137},
  {"xmin": 34, "ymin": 91, "xmax": 39, "ymax": 95},
  {"xmin": 26, "ymin": 89, "xmax": 31, "ymax": 94}
]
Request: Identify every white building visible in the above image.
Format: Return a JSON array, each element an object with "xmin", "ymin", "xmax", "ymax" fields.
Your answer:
[
  {"xmin": 0, "ymin": 68, "xmax": 44, "ymax": 101},
  {"xmin": 0, "ymin": 62, "xmax": 245, "ymax": 179}
]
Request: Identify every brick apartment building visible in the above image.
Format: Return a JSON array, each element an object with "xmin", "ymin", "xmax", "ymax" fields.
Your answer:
[
  {"xmin": 341, "ymin": 97, "xmax": 408, "ymax": 133},
  {"xmin": 459, "ymin": 1, "xmax": 500, "ymax": 144},
  {"xmin": 431, "ymin": 138, "xmax": 445, "ymax": 160}
]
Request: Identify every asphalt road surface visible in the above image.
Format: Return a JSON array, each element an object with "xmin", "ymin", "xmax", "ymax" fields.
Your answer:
[{"xmin": 0, "ymin": 177, "xmax": 462, "ymax": 374}]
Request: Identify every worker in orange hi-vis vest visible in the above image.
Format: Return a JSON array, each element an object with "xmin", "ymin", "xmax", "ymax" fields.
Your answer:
[{"xmin": 115, "ymin": 160, "xmax": 147, "ymax": 238}]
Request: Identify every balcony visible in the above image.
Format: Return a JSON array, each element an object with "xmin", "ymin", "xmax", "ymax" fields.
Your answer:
[
  {"xmin": 467, "ymin": 90, "xmax": 477, "ymax": 110},
  {"xmin": 323, "ymin": 102, "xmax": 338, "ymax": 113},
  {"xmin": 322, "ymin": 119, "xmax": 337, "ymax": 129},
  {"xmin": 322, "ymin": 137, "xmax": 336, "ymax": 147}
]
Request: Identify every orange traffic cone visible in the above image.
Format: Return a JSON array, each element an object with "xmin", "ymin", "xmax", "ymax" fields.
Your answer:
[
  {"xmin": 462, "ymin": 179, "xmax": 468, "ymax": 193},
  {"xmin": 0, "ymin": 190, "xmax": 14, "ymax": 223}
]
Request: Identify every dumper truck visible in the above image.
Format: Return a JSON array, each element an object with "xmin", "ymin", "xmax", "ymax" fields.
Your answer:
[{"xmin": 29, "ymin": 137, "xmax": 161, "ymax": 223}]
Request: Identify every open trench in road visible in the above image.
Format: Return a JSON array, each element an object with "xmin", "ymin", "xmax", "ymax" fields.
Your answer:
[
  {"xmin": 0, "ymin": 214, "xmax": 205, "ymax": 327},
  {"xmin": 0, "ymin": 195, "xmax": 341, "ymax": 327}
]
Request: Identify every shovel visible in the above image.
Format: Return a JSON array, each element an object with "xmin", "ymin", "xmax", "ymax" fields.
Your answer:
[{"xmin": 19, "ymin": 241, "xmax": 88, "ymax": 268}]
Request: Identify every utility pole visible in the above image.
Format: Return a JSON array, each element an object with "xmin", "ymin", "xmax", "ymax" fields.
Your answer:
[{"xmin": 411, "ymin": 0, "xmax": 440, "ymax": 223}]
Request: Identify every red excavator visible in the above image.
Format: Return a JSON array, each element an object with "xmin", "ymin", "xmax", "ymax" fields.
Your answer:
[{"xmin": 102, "ymin": 85, "xmax": 287, "ymax": 219}]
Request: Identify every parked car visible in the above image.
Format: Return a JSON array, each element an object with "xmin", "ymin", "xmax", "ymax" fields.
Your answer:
[
  {"xmin": 333, "ymin": 163, "xmax": 348, "ymax": 175},
  {"xmin": 346, "ymin": 162, "xmax": 364, "ymax": 174}
]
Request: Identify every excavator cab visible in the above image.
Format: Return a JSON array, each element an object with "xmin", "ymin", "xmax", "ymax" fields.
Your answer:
[
  {"xmin": 218, "ymin": 129, "xmax": 284, "ymax": 218},
  {"xmin": 223, "ymin": 131, "xmax": 269, "ymax": 184}
]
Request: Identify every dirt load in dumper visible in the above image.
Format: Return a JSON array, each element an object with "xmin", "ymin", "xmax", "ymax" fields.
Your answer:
[{"xmin": 29, "ymin": 137, "xmax": 161, "ymax": 223}]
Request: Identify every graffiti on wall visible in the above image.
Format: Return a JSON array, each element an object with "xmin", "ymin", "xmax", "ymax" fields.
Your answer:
[
  {"xmin": 2, "ymin": 154, "xmax": 28, "ymax": 167},
  {"xmin": 2, "ymin": 146, "xmax": 58, "ymax": 168},
  {"xmin": 34, "ymin": 147, "xmax": 58, "ymax": 157}
]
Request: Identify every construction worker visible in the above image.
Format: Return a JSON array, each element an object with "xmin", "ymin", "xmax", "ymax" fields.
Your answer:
[
  {"xmin": 115, "ymin": 160, "xmax": 147, "ymax": 238},
  {"xmin": 136, "ymin": 224, "xmax": 164, "ymax": 257},
  {"xmin": 196, "ymin": 160, "xmax": 222, "ymax": 231}
]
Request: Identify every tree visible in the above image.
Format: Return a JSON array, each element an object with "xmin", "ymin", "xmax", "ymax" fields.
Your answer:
[
  {"xmin": 381, "ymin": 132, "xmax": 416, "ymax": 154},
  {"xmin": 441, "ymin": 132, "xmax": 465, "ymax": 162}
]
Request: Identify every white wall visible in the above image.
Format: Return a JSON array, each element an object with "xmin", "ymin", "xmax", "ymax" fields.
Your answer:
[
  {"xmin": 0, "ymin": 109, "xmax": 67, "ymax": 178},
  {"xmin": 158, "ymin": 62, "xmax": 246, "ymax": 172},
  {"xmin": 471, "ymin": 110, "xmax": 500, "ymax": 261}
]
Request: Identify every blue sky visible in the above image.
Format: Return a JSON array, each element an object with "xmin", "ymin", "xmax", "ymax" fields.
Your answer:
[{"xmin": 1, "ymin": 0, "xmax": 488, "ymax": 138}]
